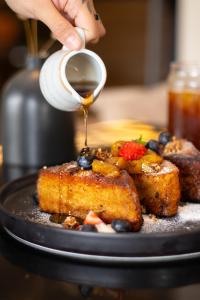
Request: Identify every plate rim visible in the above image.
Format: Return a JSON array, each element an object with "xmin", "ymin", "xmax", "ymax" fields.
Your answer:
[{"xmin": 5, "ymin": 227, "xmax": 200, "ymax": 264}]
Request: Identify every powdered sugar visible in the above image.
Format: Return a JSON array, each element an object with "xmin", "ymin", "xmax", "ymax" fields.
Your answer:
[{"xmin": 141, "ymin": 202, "xmax": 200, "ymax": 233}]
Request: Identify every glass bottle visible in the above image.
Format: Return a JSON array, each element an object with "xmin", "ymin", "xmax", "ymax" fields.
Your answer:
[{"xmin": 168, "ymin": 62, "xmax": 200, "ymax": 149}]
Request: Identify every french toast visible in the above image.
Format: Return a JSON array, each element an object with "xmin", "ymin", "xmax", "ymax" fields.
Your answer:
[
  {"xmin": 132, "ymin": 160, "xmax": 180, "ymax": 216},
  {"xmin": 163, "ymin": 139, "xmax": 200, "ymax": 202},
  {"xmin": 107, "ymin": 140, "xmax": 181, "ymax": 217},
  {"xmin": 37, "ymin": 162, "xmax": 143, "ymax": 231}
]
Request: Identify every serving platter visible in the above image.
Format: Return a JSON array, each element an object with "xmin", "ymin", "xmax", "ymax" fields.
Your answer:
[{"xmin": 1, "ymin": 174, "xmax": 200, "ymax": 263}]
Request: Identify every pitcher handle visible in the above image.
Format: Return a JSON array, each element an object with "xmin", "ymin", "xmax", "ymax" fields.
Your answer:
[{"xmin": 62, "ymin": 27, "xmax": 85, "ymax": 51}]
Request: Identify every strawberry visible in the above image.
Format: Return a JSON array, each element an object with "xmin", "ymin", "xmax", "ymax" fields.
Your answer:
[
  {"xmin": 119, "ymin": 141, "xmax": 147, "ymax": 160},
  {"xmin": 84, "ymin": 211, "xmax": 104, "ymax": 225}
]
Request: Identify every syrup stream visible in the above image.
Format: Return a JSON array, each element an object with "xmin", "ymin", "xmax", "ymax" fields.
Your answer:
[
  {"xmin": 83, "ymin": 105, "xmax": 89, "ymax": 147},
  {"xmin": 82, "ymin": 93, "xmax": 94, "ymax": 147},
  {"xmin": 69, "ymin": 81, "xmax": 97, "ymax": 147}
]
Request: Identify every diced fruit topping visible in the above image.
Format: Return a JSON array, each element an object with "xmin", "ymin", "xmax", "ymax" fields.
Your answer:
[
  {"xmin": 111, "ymin": 219, "xmax": 132, "ymax": 233},
  {"xmin": 95, "ymin": 223, "xmax": 115, "ymax": 233},
  {"xmin": 84, "ymin": 211, "xmax": 103, "ymax": 225},
  {"xmin": 145, "ymin": 139, "xmax": 160, "ymax": 154},
  {"xmin": 159, "ymin": 131, "xmax": 172, "ymax": 145},
  {"xmin": 106, "ymin": 157, "xmax": 128, "ymax": 170},
  {"xmin": 77, "ymin": 152, "xmax": 95, "ymax": 170},
  {"xmin": 92, "ymin": 159, "xmax": 120, "ymax": 177},
  {"xmin": 111, "ymin": 141, "xmax": 126, "ymax": 156},
  {"xmin": 80, "ymin": 224, "xmax": 97, "ymax": 232},
  {"xmin": 127, "ymin": 150, "xmax": 163, "ymax": 174},
  {"xmin": 119, "ymin": 141, "xmax": 147, "ymax": 161}
]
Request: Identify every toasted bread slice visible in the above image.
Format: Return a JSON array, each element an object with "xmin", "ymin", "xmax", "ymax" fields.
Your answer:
[
  {"xmin": 37, "ymin": 162, "xmax": 143, "ymax": 231},
  {"xmin": 132, "ymin": 160, "xmax": 180, "ymax": 217},
  {"xmin": 106, "ymin": 143, "xmax": 181, "ymax": 217},
  {"xmin": 163, "ymin": 139, "xmax": 200, "ymax": 202}
]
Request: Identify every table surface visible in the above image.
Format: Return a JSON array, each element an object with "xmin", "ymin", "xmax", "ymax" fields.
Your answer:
[{"xmin": 1, "ymin": 165, "xmax": 200, "ymax": 299}]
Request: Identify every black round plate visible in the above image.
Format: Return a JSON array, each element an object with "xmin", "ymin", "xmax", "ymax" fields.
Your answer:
[
  {"xmin": 1, "ymin": 174, "xmax": 200, "ymax": 261},
  {"xmin": 1, "ymin": 227, "xmax": 200, "ymax": 289}
]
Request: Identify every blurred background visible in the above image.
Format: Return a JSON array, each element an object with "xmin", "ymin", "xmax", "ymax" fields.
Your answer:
[
  {"xmin": 1, "ymin": 0, "xmax": 200, "ymax": 166},
  {"xmin": 1, "ymin": 0, "xmax": 199, "ymax": 127},
  {"xmin": 0, "ymin": 0, "xmax": 175, "ymax": 87}
]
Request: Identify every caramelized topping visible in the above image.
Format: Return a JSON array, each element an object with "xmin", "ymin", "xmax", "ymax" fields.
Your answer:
[
  {"xmin": 111, "ymin": 141, "xmax": 126, "ymax": 156},
  {"xmin": 106, "ymin": 156, "xmax": 128, "ymax": 170},
  {"xmin": 127, "ymin": 150, "xmax": 163, "ymax": 174},
  {"xmin": 142, "ymin": 163, "xmax": 161, "ymax": 173},
  {"xmin": 92, "ymin": 159, "xmax": 120, "ymax": 177},
  {"xmin": 63, "ymin": 216, "xmax": 80, "ymax": 229},
  {"xmin": 94, "ymin": 147, "xmax": 112, "ymax": 161},
  {"xmin": 164, "ymin": 139, "xmax": 183, "ymax": 154}
]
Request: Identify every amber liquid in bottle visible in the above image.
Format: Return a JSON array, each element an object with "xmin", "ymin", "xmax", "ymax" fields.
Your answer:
[
  {"xmin": 69, "ymin": 81, "xmax": 97, "ymax": 147},
  {"xmin": 168, "ymin": 90, "xmax": 200, "ymax": 149}
]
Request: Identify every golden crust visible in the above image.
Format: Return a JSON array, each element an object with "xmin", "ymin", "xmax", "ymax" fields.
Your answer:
[
  {"xmin": 37, "ymin": 162, "xmax": 143, "ymax": 231},
  {"xmin": 165, "ymin": 155, "xmax": 200, "ymax": 202},
  {"xmin": 163, "ymin": 139, "xmax": 200, "ymax": 202},
  {"xmin": 132, "ymin": 160, "xmax": 180, "ymax": 217}
]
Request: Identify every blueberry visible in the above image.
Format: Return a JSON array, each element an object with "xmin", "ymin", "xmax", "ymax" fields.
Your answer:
[
  {"xmin": 159, "ymin": 131, "xmax": 172, "ymax": 145},
  {"xmin": 77, "ymin": 155, "xmax": 94, "ymax": 170},
  {"xmin": 111, "ymin": 219, "xmax": 132, "ymax": 233},
  {"xmin": 80, "ymin": 224, "xmax": 97, "ymax": 232},
  {"xmin": 145, "ymin": 139, "xmax": 160, "ymax": 154}
]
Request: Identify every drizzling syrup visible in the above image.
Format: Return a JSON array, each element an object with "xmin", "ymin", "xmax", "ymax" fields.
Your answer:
[{"xmin": 70, "ymin": 81, "xmax": 97, "ymax": 147}]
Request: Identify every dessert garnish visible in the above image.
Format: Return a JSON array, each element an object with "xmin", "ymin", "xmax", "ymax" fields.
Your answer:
[
  {"xmin": 92, "ymin": 159, "xmax": 120, "ymax": 177},
  {"xmin": 77, "ymin": 147, "xmax": 95, "ymax": 170},
  {"xmin": 145, "ymin": 132, "xmax": 172, "ymax": 154},
  {"xmin": 145, "ymin": 139, "xmax": 160, "ymax": 154},
  {"xmin": 82, "ymin": 211, "xmax": 116, "ymax": 233},
  {"xmin": 119, "ymin": 141, "xmax": 147, "ymax": 160},
  {"xmin": 84, "ymin": 210, "xmax": 103, "ymax": 225},
  {"xmin": 158, "ymin": 131, "xmax": 172, "ymax": 145},
  {"xmin": 111, "ymin": 219, "xmax": 132, "ymax": 233}
]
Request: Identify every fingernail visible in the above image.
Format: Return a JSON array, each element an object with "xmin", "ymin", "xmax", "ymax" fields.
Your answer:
[{"xmin": 65, "ymin": 34, "xmax": 81, "ymax": 50}]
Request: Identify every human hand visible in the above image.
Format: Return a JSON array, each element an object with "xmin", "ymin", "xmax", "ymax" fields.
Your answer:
[{"xmin": 5, "ymin": 0, "xmax": 106, "ymax": 50}]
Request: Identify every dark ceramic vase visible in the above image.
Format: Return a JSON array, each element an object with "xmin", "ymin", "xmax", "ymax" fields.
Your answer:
[{"xmin": 1, "ymin": 56, "xmax": 76, "ymax": 168}]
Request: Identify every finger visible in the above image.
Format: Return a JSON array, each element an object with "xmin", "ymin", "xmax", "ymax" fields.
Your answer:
[
  {"xmin": 69, "ymin": 0, "xmax": 102, "ymax": 43},
  {"xmin": 38, "ymin": 1, "xmax": 82, "ymax": 50},
  {"xmin": 88, "ymin": 0, "xmax": 106, "ymax": 38}
]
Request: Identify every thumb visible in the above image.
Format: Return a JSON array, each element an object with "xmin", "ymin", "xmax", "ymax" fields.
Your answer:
[{"xmin": 38, "ymin": 2, "xmax": 82, "ymax": 50}]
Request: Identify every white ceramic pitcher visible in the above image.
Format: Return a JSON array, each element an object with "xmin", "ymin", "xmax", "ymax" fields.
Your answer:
[{"xmin": 39, "ymin": 28, "xmax": 107, "ymax": 111}]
